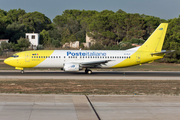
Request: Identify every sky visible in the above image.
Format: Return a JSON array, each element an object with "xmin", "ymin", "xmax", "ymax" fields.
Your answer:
[{"xmin": 0, "ymin": 0, "xmax": 180, "ymax": 21}]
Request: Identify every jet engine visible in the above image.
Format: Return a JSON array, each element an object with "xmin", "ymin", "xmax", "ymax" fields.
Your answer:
[{"xmin": 63, "ymin": 63, "xmax": 80, "ymax": 71}]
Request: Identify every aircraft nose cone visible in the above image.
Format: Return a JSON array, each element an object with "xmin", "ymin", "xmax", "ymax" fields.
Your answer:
[{"xmin": 4, "ymin": 58, "xmax": 10, "ymax": 65}]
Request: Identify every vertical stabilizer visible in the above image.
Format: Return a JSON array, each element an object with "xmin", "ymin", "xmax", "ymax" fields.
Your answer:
[{"xmin": 138, "ymin": 23, "xmax": 168, "ymax": 52}]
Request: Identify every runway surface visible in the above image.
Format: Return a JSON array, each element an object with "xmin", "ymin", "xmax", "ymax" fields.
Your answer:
[
  {"xmin": 0, "ymin": 94, "xmax": 180, "ymax": 120},
  {"xmin": 0, "ymin": 70, "xmax": 180, "ymax": 80}
]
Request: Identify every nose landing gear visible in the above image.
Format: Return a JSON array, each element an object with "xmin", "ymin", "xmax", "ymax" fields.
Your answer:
[{"xmin": 21, "ymin": 70, "xmax": 24, "ymax": 74}]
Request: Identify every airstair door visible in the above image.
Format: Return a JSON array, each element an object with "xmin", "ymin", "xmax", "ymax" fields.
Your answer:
[{"xmin": 25, "ymin": 52, "xmax": 30, "ymax": 62}]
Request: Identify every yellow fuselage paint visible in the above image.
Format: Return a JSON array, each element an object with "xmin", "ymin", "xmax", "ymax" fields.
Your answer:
[
  {"xmin": 5, "ymin": 50, "xmax": 54, "ymax": 68},
  {"xmin": 111, "ymin": 51, "xmax": 163, "ymax": 68}
]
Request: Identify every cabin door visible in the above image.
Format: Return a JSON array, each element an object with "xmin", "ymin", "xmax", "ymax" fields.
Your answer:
[{"xmin": 25, "ymin": 52, "xmax": 30, "ymax": 62}]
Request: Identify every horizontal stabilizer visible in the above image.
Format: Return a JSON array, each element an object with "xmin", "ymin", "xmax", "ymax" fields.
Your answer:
[{"xmin": 151, "ymin": 50, "xmax": 175, "ymax": 56}]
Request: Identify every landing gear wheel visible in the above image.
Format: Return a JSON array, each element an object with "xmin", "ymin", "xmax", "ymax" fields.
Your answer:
[
  {"xmin": 85, "ymin": 68, "xmax": 92, "ymax": 74},
  {"xmin": 21, "ymin": 70, "xmax": 24, "ymax": 74},
  {"xmin": 88, "ymin": 70, "xmax": 92, "ymax": 74}
]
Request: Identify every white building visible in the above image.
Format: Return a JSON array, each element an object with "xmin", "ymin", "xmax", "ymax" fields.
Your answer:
[
  {"xmin": 0, "ymin": 39, "xmax": 9, "ymax": 44},
  {"xmin": 25, "ymin": 33, "xmax": 39, "ymax": 49},
  {"xmin": 85, "ymin": 33, "xmax": 95, "ymax": 48}
]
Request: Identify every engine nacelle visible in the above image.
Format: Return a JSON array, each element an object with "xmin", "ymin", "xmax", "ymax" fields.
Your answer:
[{"xmin": 63, "ymin": 63, "xmax": 80, "ymax": 71}]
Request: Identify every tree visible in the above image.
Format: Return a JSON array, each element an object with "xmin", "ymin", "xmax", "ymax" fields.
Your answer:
[
  {"xmin": 40, "ymin": 29, "xmax": 51, "ymax": 46},
  {"xmin": 17, "ymin": 37, "xmax": 30, "ymax": 50},
  {"xmin": 51, "ymin": 39, "xmax": 60, "ymax": 48},
  {"xmin": 7, "ymin": 9, "xmax": 26, "ymax": 22},
  {"xmin": 116, "ymin": 9, "xmax": 126, "ymax": 14},
  {"xmin": 0, "ymin": 41, "xmax": 11, "ymax": 50},
  {"xmin": 5, "ymin": 22, "xmax": 26, "ymax": 43},
  {"xmin": 18, "ymin": 11, "xmax": 52, "ymax": 32},
  {"xmin": 0, "ymin": 16, "xmax": 11, "ymax": 38}
]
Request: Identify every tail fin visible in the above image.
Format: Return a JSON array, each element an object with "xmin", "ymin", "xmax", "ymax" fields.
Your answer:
[{"xmin": 138, "ymin": 23, "xmax": 168, "ymax": 52}]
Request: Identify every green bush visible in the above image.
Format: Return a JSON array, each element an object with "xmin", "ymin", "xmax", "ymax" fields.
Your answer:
[
  {"xmin": 17, "ymin": 37, "xmax": 30, "ymax": 50},
  {"xmin": 130, "ymin": 38, "xmax": 145, "ymax": 44},
  {"xmin": 37, "ymin": 45, "xmax": 44, "ymax": 50},
  {"xmin": 12, "ymin": 44, "xmax": 21, "ymax": 51},
  {"xmin": 52, "ymin": 40, "xmax": 60, "ymax": 48},
  {"xmin": 0, "ymin": 41, "xmax": 11, "ymax": 50}
]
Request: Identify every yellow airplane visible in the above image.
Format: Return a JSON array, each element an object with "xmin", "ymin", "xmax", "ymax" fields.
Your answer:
[{"xmin": 4, "ymin": 23, "xmax": 173, "ymax": 74}]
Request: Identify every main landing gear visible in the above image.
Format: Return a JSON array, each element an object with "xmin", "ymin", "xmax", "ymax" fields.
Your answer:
[{"xmin": 85, "ymin": 68, "xmax": 92, "ymax": 74}]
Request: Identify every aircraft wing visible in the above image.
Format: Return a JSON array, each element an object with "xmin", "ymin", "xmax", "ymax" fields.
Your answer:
[
  {"xmin": 81, "ymin": 60, "xmax": 111, "ymax": 65},
  {"xmin": 79, "ymin": 60, "xmax": 112, "ymax": 68}
]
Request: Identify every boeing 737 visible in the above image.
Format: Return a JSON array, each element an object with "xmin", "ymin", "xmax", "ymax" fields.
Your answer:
[{"xmin": 4, "ymin": 23, "xmax": 172, "ymax": 74}]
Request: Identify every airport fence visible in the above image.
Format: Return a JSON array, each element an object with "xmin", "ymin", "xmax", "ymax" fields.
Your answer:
[{"xmin": 0, "ymin": 50, "xmax": 16, "ymax": 58}]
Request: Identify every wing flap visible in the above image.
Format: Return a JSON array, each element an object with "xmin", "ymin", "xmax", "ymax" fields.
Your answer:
[{"xmin": 81, "ymin": 60, "xmax": 111, "ymax": 65}]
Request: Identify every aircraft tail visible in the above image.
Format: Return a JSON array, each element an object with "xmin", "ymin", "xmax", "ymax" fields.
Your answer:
[{"xmin": 138, "ymin": 23, "xmax": 168, "ymax": 52}]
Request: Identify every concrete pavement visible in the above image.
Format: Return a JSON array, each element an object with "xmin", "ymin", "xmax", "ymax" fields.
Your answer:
[{"xmin": 0, "ymin": 94, "xmax": 180, "ymax": 120}]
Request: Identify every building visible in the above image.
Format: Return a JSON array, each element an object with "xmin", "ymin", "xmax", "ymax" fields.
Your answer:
[
  {"xmin": 25, "ymin": 33, "xmax": 39, "ymax": 49},
  {"xmin": 85, "ymin": 33, "xmax": 95, "ymax": 48},
  {"xmin": 63, "ymin": 41, "xmax": 80, "ymax": 49},
  {"xmin": 0, "ymin": 39, "xmax": 9, "ymax": 44}
]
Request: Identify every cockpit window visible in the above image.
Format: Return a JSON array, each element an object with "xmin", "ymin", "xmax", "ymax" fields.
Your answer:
[{"xmin": 11, "ymin": 55, "xmax": 19, "ymax": 58}]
